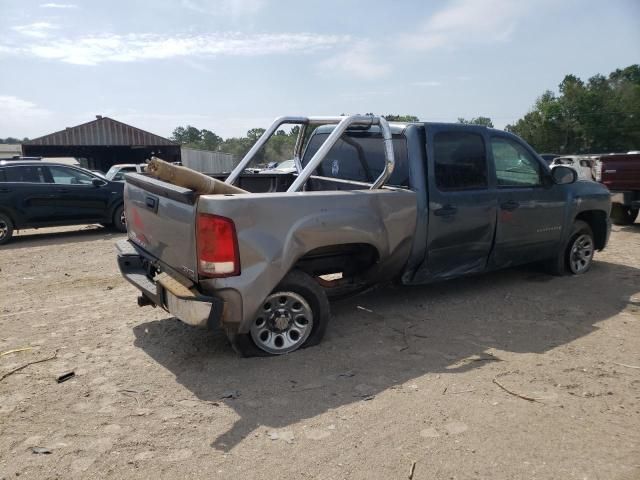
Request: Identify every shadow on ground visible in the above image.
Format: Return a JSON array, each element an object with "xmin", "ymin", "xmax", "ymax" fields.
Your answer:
[
  {"xmin": 2, "ymin": 226, "xmax": 124, "ymax": 250},
  {"xmin": 133, "ymin": 260, "xmax": 640, "ymax": 451}
]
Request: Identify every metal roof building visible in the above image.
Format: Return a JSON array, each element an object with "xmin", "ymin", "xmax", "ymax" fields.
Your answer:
[{"xmin": 22, "ymin": 116, "xmax": 180, "ymax": 172}]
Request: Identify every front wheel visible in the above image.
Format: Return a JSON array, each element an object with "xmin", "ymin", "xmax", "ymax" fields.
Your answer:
[
  {"xmin": 231, "ymin": 270, "xmax": 330, "ymax": 357},
  {"xmin": 547, "ymin": 220, "xmax": 595, "ymax": 276}
]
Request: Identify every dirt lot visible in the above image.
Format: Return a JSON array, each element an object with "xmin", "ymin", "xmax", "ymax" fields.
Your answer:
[{"xmin": 0, "ymin": 223, "xmax": 639, "ymax": 479}]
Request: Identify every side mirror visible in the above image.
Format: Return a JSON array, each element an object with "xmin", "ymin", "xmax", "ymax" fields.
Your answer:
[
  {"xmin": 551, "ymin": 166, "xmax": 577, "ymax": 185},
  {"xmin": 92, "ymin": 178, "xmax": 107, "ymax": 187}
]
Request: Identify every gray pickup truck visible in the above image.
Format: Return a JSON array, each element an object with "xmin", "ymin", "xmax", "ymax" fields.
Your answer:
[{"xmin": 116, "ymin": 115, "xmax": 611, "ymax": 356}]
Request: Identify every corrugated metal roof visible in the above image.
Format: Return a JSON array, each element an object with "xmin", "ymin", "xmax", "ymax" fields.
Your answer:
[{"xmin": 24, "ymin": 116, "xmax": 177, "ymax": 147}]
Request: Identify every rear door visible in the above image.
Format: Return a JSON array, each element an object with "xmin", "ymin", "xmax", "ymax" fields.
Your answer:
[
  {"xmin": 1, "ymin": 164, "xmax": 56, "ymax": 224},
  {"xmin": 421, "ymin": 126, "xmax": 497, "ymax": 279},
  {"xmin": 46, "ymin": 165, "xmax": 109, "ymax": 221},
  {"xmin": 489, "ymin": 134, "xmax": 566, "ymax": 267}
]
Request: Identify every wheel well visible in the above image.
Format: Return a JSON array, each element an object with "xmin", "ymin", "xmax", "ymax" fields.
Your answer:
[
  {"xmin": 111, "ymin": 202, "xmax": 124, "ymax": 220},
  {"xmin": 0, "ymin": 208, "xmax": 15, "ymax": 226},
  {"xmin": 293, "ymin": 243, "xmax": 379, "ymax": 278},
  {"xmin": 575, "ymin": 210, "xmax": 608, "ymax": 250}
]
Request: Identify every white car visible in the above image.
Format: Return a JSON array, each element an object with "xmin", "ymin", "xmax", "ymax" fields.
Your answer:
[
  {"xmin": 550, "ymin": 156, "xmax": 595, "ymax": 181},
  {"xmin": 105, "ymin": 164, "xmax": 146, "ymax": 181},
  {"xmin": 259, "ymin": 159, "xmax": 297, "ymax": 174}
]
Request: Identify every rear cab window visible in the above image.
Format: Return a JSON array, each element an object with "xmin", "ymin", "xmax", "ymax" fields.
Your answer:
[{"xmin": 301, "ymin": 132, "xmax": 410, "ymax": 187}]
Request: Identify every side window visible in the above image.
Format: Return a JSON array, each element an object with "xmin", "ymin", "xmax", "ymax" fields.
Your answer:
[
  {"xmin": 4, "ymin": 165, "xmax": 48, "ymax": 183},
  {"xmin": 47, "ymin": 166, "xmax": 94, "ymax": 185},
  {"xmin": 491, "ymin": 137, "xmax": 542, "ymax": 187},
  {"xmin": 433, "ymin": 131, "xmax": 487, "ymax": 191}
]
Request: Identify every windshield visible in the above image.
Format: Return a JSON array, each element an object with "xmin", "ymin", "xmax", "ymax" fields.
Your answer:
[{"xmin": 105, "ymin": 166, "xmax": 119, "ymax": 180}]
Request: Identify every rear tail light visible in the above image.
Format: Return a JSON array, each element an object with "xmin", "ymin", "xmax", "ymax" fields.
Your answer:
[{"xmin": 196, "ymin": 213, "xmax": 240, "ymax": 278}]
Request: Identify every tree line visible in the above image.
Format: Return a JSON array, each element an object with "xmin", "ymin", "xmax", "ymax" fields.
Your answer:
[
  {"xmin": 506, "ymin": 64, "xmax": 639, "ymax": 153},
  {"xmin": 0, "ymin": 137, "xmax": 29, "ymax": 144}
]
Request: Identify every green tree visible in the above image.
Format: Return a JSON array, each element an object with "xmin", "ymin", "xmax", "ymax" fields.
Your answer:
[
  {"xmin": 383, "ymin": 114, "xmax": 420, "ymax": 122},
  {"xmin": 457, "ymin": 116, "xmax": 494, "ymax": 128},
  {"xmin": 506, "ymin": 65, "xmax": 640, "ymax": 153}
]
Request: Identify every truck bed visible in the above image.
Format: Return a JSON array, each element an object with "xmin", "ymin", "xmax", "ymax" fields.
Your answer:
[{"xmin": 123, "ymin": 172, "xmax": 417, "ymax": 329}]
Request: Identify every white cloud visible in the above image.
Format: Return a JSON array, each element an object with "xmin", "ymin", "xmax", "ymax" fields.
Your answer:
[
  {"xmin": 400, "ymin": 0, "xmax": 529, "ymax": 50},
  {"xmin": 181, "ymin": 0, "xmax": 265, "ymax": 16},
  {"xmin": 0, "ymin": 96, "xmax": 50, "ymax": 118},
  {"xmin": 12, "ymin": 22, "xmax": 58, "ymax": 39},
  {"xmin": 40, "ymin": 3, "xmax": 77, "ymax": 8},
  {"xmin": 2, "ymin": 32, "xmax": 349, "ymax": 65},
  {"xmin": 318, "ymin": 42, "xmax": 390, "ymax": 79},
  {"xmin": 0, "ymin": 96, "xmax": 52, "ymax": 136},
  {"xmin": 411, "ymin": 80, "xmax": 442, "ymax": 87}
]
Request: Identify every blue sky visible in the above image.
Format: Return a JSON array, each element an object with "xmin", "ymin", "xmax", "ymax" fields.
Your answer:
[{"xmin": 1, "ymin": 0, "xmax": 638, "ymax": 140}]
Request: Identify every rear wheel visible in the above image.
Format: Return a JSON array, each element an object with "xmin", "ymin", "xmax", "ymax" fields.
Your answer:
[
  {"xmin": 112, "ymin": 205, "xmax": 127, "ymax": 233},
  {"xmin": 0, "ymin": 213, "xmax": 14, "ymax": 245},
  {"xmin": 610, "ymin": 204, "xmax": 638, "ymax": 226},
  {"xmin": 231, "ymin": 270, "xmax": 330, "ymax": 357}
]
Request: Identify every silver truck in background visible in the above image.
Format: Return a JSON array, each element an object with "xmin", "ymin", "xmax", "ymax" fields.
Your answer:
[{"xmin": 117, "ymin": 114, "xmax": 611, "ymax": 356}]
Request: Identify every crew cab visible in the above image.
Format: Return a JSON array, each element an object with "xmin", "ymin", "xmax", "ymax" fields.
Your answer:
[
  {"xmin": 0, "ymin": 160, "xmax": 126, "ymax": 244},
  {"xmin": 595, "ymin": 152, "xmax": 640, "ymax": 225},
  {"xmin": 116, "ymin": 115, "xmax": 611, "ymax": 356}
]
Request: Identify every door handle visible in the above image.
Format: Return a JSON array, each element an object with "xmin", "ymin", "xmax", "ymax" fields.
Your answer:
[
  {"xmin": 434, "ymin": 205, "xmax": 458, "ymax": 216},
  {"xmin": 500, "ymin": 200, "xmax": 520, "ymax": 211},
  {"xmin": 0, "ymin": 188, "xmax": 10, "ymax": 193},
  {"xmin": 58, "ymin": 188, "xmax": 70, "ymax": 193}
]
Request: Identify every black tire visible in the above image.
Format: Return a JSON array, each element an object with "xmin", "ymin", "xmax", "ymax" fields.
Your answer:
[
  {"xmin": 610, "ymin": 204, "xmax": 638, "ymax": 226},
  {"xmin": 546, "ymin": 220, "xmax": 594, "ymax": 276},
  {"xmin": 112, "ymin": 205, "xmax": 127, "ymax": 233},
  {"xmin": 0, "ymin": 212, "xmax": 14, "ymax": 245},
  {"xmin": 230, "ymin": 270, "xmax": 330, "ymax": 357}
]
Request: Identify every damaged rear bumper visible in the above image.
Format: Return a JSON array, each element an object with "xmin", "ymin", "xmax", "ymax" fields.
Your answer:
[{"xmin": 116, "ymin": 239, "xmax": 224, "ymax": 329}]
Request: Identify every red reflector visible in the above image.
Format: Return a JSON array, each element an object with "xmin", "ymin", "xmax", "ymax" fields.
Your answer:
[{"xmin": 196, "ymin": 213, "xmax": 240, "ymax": 278}]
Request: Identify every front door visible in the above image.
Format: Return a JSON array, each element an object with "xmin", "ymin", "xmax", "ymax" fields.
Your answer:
[
  {"xmin": 417, "ymin": 126, "xmax": 497, "ymax": 280},
  {"xmin": 490, "ymin": 134, "xmax": 566, "ymax": 268},
  {"xmin": 46, "ymin": 165, "xmax": 108, "ymax": 222}
]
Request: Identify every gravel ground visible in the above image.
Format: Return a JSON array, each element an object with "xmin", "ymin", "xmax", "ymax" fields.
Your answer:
[{"xmin": 0, "ymin": 223, "xmax": 639, "ymax": 479}]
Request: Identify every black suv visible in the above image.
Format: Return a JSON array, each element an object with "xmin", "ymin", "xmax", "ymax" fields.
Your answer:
[{"xmin": 0, "ymin": 160, "xmax": 125, "ymax": 245}]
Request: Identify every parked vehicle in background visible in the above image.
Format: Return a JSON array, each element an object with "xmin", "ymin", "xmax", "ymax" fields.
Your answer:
[
  {"xmin": 595, "ymin": 152, "xmax": 640, "ymax": 225},
  {"xmin": 540, "ymin": 153, "xmax": 560, "ymax": 165},
  {"xmin": 259, "ymin": 159, "xmax": 297, "ymax": 174},
  {"xmin": 0, "ymin": 160, "xmax": 125, "ymax": 244},
  {"xmin": 105, "ymin": 164, "xmax": 146, "ymax": 181},
  {"xmin": 550, "ymin": 155, "xmax": 596, "ymax": 181},
  {"xmin": 117, "ymin": 114, "xmax": 611, "ymax": 356}
]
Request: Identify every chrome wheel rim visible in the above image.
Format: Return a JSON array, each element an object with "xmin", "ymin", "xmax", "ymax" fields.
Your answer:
[
  {"xmin": 250, "ymin": 291, "xmax": 313, "ymax": 354},
  {"xmin": 570, "ymin": 234, "xmax": 594, "ymax": 274},
  {"xmin": 119, "ymin": 210, "xmax": 126, "ymax": 226},
  {"xmin": 0, "ymin": 220, "xmax": 7, "ymax": 240}
]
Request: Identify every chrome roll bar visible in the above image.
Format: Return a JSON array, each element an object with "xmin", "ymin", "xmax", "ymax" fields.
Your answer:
[{"xmin": 224, "ymin": 115, "xmax": 395, "ymax": 191}]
